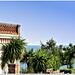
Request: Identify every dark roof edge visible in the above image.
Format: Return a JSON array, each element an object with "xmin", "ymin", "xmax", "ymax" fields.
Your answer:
[{"xmin": 0, "ymin": 22, "xmax": 21, "ymax": 26}]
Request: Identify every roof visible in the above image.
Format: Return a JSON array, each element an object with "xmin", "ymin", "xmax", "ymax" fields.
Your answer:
[{"xmin": 0, "ymin": 23, "xmax": 20, "ymax": 35}]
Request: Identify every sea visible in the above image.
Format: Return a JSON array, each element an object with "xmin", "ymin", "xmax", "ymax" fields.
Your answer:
[{"xmin": 20, "ymin": 45, "xmax": 75, "ymax": 71}]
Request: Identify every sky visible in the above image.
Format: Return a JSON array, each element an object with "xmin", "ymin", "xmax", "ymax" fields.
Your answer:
[{"xmin": 0, "ymin": 1, "xmax": 75, "ymax": 45}]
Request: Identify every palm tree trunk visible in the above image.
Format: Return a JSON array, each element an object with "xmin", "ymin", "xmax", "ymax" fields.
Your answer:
[{"xmin": 27, "ymin": 62, "xmax": 30, "ymax": 72}]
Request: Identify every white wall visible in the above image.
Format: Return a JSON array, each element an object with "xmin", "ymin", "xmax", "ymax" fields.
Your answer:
[{"xmin": 0, "ymin": 44, "xmax": 3, "ymax": 74}]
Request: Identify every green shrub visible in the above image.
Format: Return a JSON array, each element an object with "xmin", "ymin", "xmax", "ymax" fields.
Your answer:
[
  {"xmin": 60, "ymin": 69, "xmax": 71, "ymax": 74},
  {"xmin": 60, "ymin": 69, "xmax": 75, "ymax": 74},
  {"xmin": 71, "ymin": 69, "xmax": 75, "ymax": 74},
  {"xmin": 20, "ymin": 67, "xmax": 34, "ymax": 74},
  {"xmin": 20, "ymin": 68, "xmax": 27, "ymax": 73}
]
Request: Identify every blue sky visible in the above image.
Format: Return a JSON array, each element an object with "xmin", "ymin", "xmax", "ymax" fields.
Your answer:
[{"xmin": 0, "ymin": 1, "xmax": 75, "ymax": 45}]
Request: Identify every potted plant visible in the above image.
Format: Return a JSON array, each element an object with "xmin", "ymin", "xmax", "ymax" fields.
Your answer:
[{"xmin": 1, "ymin": 37, "xmax": 27, "ymax": 74}]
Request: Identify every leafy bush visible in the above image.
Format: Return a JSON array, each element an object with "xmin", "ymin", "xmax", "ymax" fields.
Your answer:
[
  {"xmin": 20, "ymin": 68, "xmax": 27, "ymax": 73},
  {"xmin": 71, "ymin": 69, "xmax": 75, "ymax": 74},
  {"xmin": 20, "ymin": 67, "xmax": 34, "ymax": 74},
  {"xmin": 60, "ymin": 69, "xmax": 71, "ymax": 74},
  {"xmin": 60, "ymin": 69, "xmax": 75, "ymax": 74}
]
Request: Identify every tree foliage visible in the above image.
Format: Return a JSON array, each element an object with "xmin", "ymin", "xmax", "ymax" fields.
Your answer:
[
  {"xmin": 21, "ymin": 38, "xmax": 75, "ymax": 73},
  {"xmin": 41, "ymin": 38, "xmax": 56, "ymax": 51},
  {"xmin": 31, "ymin": 49, "xmax": 48, "ymax": 73},
  {"xmin": 21, "ymin": 48, "xmax": 34, "ymax": 72},
  {"xmin": 1, "ymin": 37, "xmax": 27, "ymax": 69},
  {"xmin": 63, "ymin": 43, "xmax": 75, "ymax": 69},
  {"xmin": 31, "ymin": 48, "xmax": 61, "ymax": 73}
]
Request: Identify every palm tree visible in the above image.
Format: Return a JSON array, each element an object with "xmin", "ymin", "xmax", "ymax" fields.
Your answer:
[
  {"xmin": 31, "ymin": 49, "xmax": 48, "ymax": 73},
  {"xmin": 20, "ymin": 48, "xmax": 34, "ymax": 72},
  {"xmin": 1, "ymin": 37, "xmax": 27, "ymax": 70},
  {"xmin": 63, "ymin": 43, "xmax": 75, "ymax": 69},
  {"xmin": 41, "ymin": 38, "xmax": 56, "ymax": 51}
]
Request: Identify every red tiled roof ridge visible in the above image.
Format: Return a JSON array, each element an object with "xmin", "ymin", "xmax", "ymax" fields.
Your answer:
[{"xmin": 0, "ymin": 22, "xmax": 20, "ymax": 26}]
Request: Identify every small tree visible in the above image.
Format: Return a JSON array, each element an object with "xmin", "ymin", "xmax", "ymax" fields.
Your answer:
[
  {"xmin": 41, "ymin": 38, "xmax": 56, "ymax": 51},
  {"xmin": 40, "ymin": 38, "xmax": 62, "ymax": 70},
  {"xmin": 31, "ymin": 49, "xmax": 61, "ymax": 73},
  {"xmin": 1, "ymin": 37, "xmax": 27, "ymax": 70},
  {"xmin": 31, "ymin": 49, "xmax": 48, "ymax": 73},
  {"xmin": 20, "ymin": 48, "xmax": 34, "ymax": 72},
  {"xmin": 63, "ymin": 43, "xmax": 75, "ymax": 69}
]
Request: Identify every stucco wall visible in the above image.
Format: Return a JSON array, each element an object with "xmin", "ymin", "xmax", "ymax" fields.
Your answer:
[{"xmin": 0, "ymin": 44, "xmax": 3, "ymax": 74}]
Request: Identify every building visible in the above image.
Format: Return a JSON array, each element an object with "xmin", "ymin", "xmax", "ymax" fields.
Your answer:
[{"xmin": 0, "ymin": 23, "xmax": 20, "ymax": 74}]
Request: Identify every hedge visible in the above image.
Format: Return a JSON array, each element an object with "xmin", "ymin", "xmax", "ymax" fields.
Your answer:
[
  {"xmin": 60, "ymin": 69, "xmax": 71, "ymax": 74},
  {"xmin": 60, "ymin": 69, "xmax": 75, "ymax": 74}
]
